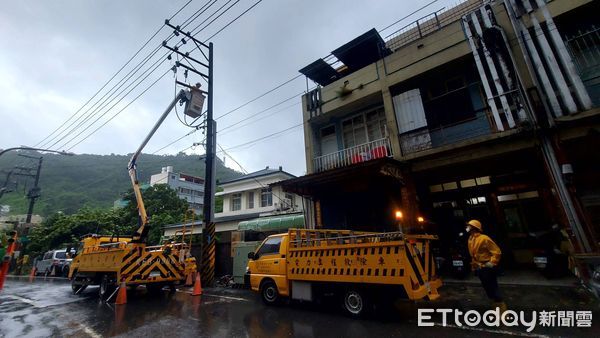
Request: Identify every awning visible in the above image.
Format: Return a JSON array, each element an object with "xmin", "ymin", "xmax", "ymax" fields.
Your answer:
[
  {"xmin": 238, "ymin": 214, "xmax": 305, "ymax": 232},
  {"xmin": 277, "ymin": 157, "xmax": 406, "ymax": 196}
]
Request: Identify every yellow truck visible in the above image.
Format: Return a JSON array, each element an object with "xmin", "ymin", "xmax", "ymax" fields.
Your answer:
[
  {"xmin": 69, "ymin": 234, "xmax": 195, "ymax": 299},
  {"xmin": 68, "ymin": 89, "xmax": 202, "ymax": 300},
  {"xmin": 247, "ymin": 228, "xmax": 441, "ymax": 316}
]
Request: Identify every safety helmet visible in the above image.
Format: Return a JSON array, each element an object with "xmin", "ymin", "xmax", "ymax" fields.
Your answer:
[{"xmin": 467, "ymin": 219, "xmax": 483, "ymax": 231}]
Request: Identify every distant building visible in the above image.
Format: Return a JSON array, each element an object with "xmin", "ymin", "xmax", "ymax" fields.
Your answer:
[
  {"xmin": 150, "ymin": 166, "xmax": 204, "ymax": 214},
  {"xmin": 0, "ymin": 214, "xmax": 43, "ymax": 234},
  {"xmin": 162, "ymin": 166, "xmax": 303, "ymax": 277}
]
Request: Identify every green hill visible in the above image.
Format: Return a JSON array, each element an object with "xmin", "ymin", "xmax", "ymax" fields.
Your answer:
[{"xmin": 0, "ymin": 150, "xmax": 241, "ymax": 216}]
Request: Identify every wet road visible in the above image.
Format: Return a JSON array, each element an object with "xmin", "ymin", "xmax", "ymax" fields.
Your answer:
[{"xmin": 0, "ymin": 277, "xmax": 598, "ymax": 337}]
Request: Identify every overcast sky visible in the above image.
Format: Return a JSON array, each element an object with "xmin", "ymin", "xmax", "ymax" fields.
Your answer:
[{"xmin": 0, "ymin": 0, "xmax": 456, "ymax": 176}]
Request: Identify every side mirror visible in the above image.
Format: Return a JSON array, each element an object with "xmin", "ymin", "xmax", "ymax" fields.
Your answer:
[{"xmin": 247, "ymin": 252, "xmax": 255, "ymax": 260}]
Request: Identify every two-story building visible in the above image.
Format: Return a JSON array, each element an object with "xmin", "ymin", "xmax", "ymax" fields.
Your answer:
[
  {"xmin": 163, "ymin": 166, "xmax": 304, "ymax": 277},
  {"xmin": 150, "ymin": 166, "xmax": 205, "ymax": 214},
  {"xmin": 280, "ymin": 0, "xmax": 599, "ymax": 278}
]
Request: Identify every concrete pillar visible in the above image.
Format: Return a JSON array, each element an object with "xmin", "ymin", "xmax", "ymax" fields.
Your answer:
[{"xmin": 378, "ymin": 61, "xmax": 403, "ymax": 159}]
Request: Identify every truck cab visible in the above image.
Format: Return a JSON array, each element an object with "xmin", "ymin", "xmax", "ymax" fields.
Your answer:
[{"xmin": 247, "ymin": 234, "xmax": 289, "ymax": 302}]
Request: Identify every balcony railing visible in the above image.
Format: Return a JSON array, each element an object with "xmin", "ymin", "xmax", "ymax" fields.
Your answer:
[
  {"xmin": 399, "ymin": 112, "xmax": 493, "ymax": 155},
  {"xmin": 385, "ymin": 0, "xmax": 482, "ymax": 51},
  {"xmin": 313, "ymin": 138, "xmax": 393, "ymax": 173}
]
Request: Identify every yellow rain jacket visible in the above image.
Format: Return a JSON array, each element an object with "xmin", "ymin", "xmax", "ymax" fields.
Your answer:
[{"xmin": 468, "ymin": 232, "xmax": 501, "ymax": 270}]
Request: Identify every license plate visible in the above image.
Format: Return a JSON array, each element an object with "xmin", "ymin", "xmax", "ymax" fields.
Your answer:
[
  {"xmin": 534, "ymin": 257, "xmax": 547, "ymax": 264},
  {"xmin": 452, "ymin": 260, "xmax": 464, "ymax": 267},
  {"xmin": 149, "ymin": 271, "xmax": 161, "ymax": 278}
]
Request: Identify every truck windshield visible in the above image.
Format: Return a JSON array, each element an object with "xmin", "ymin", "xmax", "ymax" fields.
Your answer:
[
  {"xmin": 55, "ymin": 252, "xmax": 67, "ymax": 259},
  {"xmin": 256, "ymin": 237, "xmax": 282, "ymax": 257}
]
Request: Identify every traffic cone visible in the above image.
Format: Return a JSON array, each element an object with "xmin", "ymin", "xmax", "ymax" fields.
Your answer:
[
  {"xmin": 185, "ymin": 272, "xmax": 193, "ymax": 286},
  {"xmin": 192, "ymin": 272, "xmax": 202, "ymax": 296},
  {"xmin": 29, "ymin": 267, "xmax": 36, "ymax": 283},
  {"xmin": 115, "ymin": 280, "xmax": 127, "ymax": 305}
]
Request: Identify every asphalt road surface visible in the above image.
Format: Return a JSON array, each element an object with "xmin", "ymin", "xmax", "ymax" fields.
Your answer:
[{"xmin": 0, "ymin": 277, "xmax": 597, "ymax": 337}]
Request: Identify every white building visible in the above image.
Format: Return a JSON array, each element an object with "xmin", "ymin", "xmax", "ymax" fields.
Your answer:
[
  {"xmin": 150, "ymin": 166, "xmax": 204, "ymax": 214},
  {"xmin": 163, "ymin": 166, "xmax": 303, "ymax": 237},
  {"xmin": 217, "ymin": 166, "xmax": 301, "ymax": 220}
]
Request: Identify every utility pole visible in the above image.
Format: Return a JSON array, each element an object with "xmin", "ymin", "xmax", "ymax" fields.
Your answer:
[
  {"xmin": 0, "ymin": 170, "xmax": 14, "ymax": 199},
  {"xmin": 201, "ymin": 43, "xmax": 217, "ymax": 287},
  {"xmin": 25, "ymin": 156, "xmax": 43, "ymax": 224},
  {"xmin": 163, "ymin": 21, "xmax": 216, "ymax": 286}
]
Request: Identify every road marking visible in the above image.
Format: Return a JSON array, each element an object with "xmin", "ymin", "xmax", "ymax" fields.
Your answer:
[
  {"xmin": 175, "ymin": 289, "xmax": 250, "ymax": 302},
  {"xmin": 4, "ymin": 295, "xmax": 37, "ymax": 306},
  {"xmin": 78, "ymin": 324, "xmax": 102, "ymax": 338},
  {"xmin": 434, "ymin": 323, "xmax": 551, "ymax": 338},
  {"xmin": 3, "ymin": 295, "xmax": 86, "ymax": 309}
]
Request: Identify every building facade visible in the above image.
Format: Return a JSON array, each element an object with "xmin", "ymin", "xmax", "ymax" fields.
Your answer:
[
  {"xmin": 162, "ymin": 166, "xmax": 303, "ymax": 277},
  {"xmin": 281, "ymin": 0, "xmax": 599, "ymax": 277},
  {"xmin": 150, "ymin": 166, "xmax": 205, "ymax": 214},
  {"xmin": 217, "ymin": 166, "xmax": 301, "ymax": 220}
]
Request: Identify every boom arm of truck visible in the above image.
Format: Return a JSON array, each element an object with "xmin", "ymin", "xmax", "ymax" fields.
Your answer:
[{"xmin": 129, "ymin": 89, "xmax": 189, "ymax": 242}]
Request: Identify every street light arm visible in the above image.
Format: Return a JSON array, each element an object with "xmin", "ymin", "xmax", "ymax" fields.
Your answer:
[{"xmin": 0, "ymin": 147, "xmax": 74, "ymax": 158}]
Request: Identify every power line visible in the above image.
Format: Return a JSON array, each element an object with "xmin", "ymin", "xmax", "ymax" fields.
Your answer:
[
  {"xmin": 62, "ymin": 0, "xmax": 256, "ymax": 152},
  {"xmin": 218, "ymin": 122, "xmax": 303, "ymax": 153},
  {"xmin": 188, "ymin": 0, "xmax": 240, "ymax": 36},
  {"xmin": 205, "ymin": 0, "xmax": 264, "ymax": 41},
  {"xmin": 65, "ymin": 67, "xmax": 173, "ymax": 151},
  {"xmin": 219, "ymin": 92, "xmax": 302, "ymax": 132},
  {"xmin": 35, "ymin": 0, "xmax": 195, "ymax": 149},
  {"xmin": 218, "ymin": 101, "xmax": 299, "ymax": 136},
  {"xmin": 216, "ymin": 74, "xmax": 302, "ymax": 121},
  {"xmin": 40, "ymin": 0, "xmax": 221, "ymax": 151},
  {"xmin": 152, "ymin": 128, "xmax": 201, "ymax": 155},
  {"xmin": 379, "ymin": 0, "xmax": 439, "ymax": 32}
]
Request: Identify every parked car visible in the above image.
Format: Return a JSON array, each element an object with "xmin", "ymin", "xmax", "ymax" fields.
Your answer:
[{"xmin": 35, "ymin": 249, "xmax": 72, "ymax": 277}]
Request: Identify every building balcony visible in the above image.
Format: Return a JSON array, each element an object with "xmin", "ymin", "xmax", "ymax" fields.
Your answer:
[
  {"xmin": 398, "ymin": 112, "xmax": 495, "ymax": 155},
  {"xmin": 313, "ymin": 138, "xmax": 393, "ymax": 173}
]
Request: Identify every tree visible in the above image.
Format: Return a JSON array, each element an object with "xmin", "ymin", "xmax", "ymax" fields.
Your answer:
[
  {"xmin": 119, "ymin": 184, "xmax": 189, "ymax": 245},
  {"xmin": 28, "ymin": 208, "xmax": 121, "ymax": 257}
]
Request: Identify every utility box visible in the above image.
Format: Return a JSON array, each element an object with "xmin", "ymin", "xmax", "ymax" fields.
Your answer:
[{"xmin": 232, "ymin": 241, "xmax": 261, "ymax": 285}]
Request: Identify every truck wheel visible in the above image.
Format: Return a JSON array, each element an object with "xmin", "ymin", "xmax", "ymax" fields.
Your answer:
[
  {"xmin": 99, "ymin": 275, "xmax": 116, "ymax": 300},
  {"xmin": 343, "ymin": 289, "xmax": 368, "ymax": 317},
  {"xmin": 261, "ymin": 281, "xmax": 279, "ymax": 305},
  {"xmin": 71, "ymin": 274, "xmax": 88, "ymax": 294}
]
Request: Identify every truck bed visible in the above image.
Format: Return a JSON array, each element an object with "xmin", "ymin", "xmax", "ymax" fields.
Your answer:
[{"xmin": 286, "ymin": 229, "xmax": 441, "ymax": 300}]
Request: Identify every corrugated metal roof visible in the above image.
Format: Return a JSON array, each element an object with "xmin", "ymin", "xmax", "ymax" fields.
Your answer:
[
  {"xmin": 238, "ymin": 213, "xmax": 304, "ymax": 232},
  {"xmin": 219, "ymin": 168, "xmax": 295, "ymax": 185}
]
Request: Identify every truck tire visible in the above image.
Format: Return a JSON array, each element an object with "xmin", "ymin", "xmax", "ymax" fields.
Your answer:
[
  {"xmin": 71, "ymin": 272, "xmax": 88, "ymax": 294},
  {"xmin": 261, "ymin": 280, "xmax": 279, "ymax": 305},
  {"xmin": 99, "ymin": 274, "xmax": 116, "ymax": 301},
  {"xmin": 342, "ymin": 289, "xmax": 368, "ymax": 317}
]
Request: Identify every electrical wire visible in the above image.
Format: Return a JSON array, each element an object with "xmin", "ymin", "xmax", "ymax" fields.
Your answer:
[
  {"xmin": 64, "ymin": 0, "xmax": 256, "ymax": 151},
  {"xmin": 66, "ymin": 67, "xmax": 174, "ymax": 151},
  {"xmin": 35, "ymin": 0, "xmax": 195, "ymax": 149},
  {"xmin": 219, "ymin": 92, "xmax": 302, "ymax": 132},
  {"xmin": 216, "ymin": 75, "xmax": 302, "ymax": 121},
  {"xmin": 40, "ymin": 0, "xmax": 222, "ymax": 151}
]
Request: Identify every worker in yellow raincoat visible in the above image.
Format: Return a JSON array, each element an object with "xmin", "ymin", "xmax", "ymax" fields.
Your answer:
[{"xmin": 466, "ymin": 219, "xmax": 507, "ymax": 312}]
